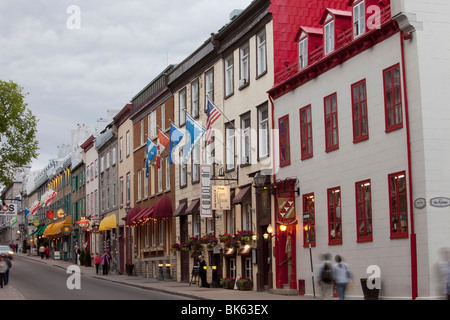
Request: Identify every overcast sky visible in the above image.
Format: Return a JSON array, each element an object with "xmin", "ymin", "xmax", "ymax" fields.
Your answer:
[{"xmin": 0, "ymin": 0, "xmax": 252, "ymax": 172}]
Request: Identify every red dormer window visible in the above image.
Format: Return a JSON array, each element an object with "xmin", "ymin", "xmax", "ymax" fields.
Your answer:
[
  {"xmin": 298, "ymin": 33, "xmax": 308, "ymax": 70},
  {"xmin": 295, "ymin": 27, "xmax": 324, "ymax": 69},
  {"xmin": 353, "ymin": 0, "xmax": 365, "ymax": 38},
  {"xmin": 320, "ymin": 9, "xmax": 352, "ymax": 55}
]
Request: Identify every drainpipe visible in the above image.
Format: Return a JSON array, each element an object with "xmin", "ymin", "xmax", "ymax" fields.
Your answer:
[
  {"xmin": 268, "ymin": 92, "xmax": 277, "ymax": 290},
  {"xmin": 399, "ymin": 30, "xmax": 418, "ymax": 300}
]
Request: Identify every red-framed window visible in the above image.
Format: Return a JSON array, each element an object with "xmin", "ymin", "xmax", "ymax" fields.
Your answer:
[
  {"xmin": 299, "ymin": 105, "xmax": 313, "ymax": 159},
  {"xmin": 278, "ymin": 115, "xmax": 291, "ymax": 167},
  {"xmin": 383, "ymin": 64, "xmax": 403, "ymax": 132},
  {"xmin": 302, "ymin": 193, "xmax": 315, "ymax": 247},
  {"xmin": 351, "ymin": 80, "xmax": 369, "ymax": 143},
  {"xmin": 324, "ymin": 93, "xmax": 339, "ymax": 152},
  {"xmin": 388, "ymin": 171, "xmax": 408, "ymax": 239},
  {"xmin": 355, "ymin": 179, "xmax": 372, "ymax": 242},
  {"xmin": 327, "ymin": 186, "xmax": 342, "ymax": 245}
]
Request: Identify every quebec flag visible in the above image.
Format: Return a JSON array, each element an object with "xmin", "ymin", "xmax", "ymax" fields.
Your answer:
[
  {"xmin": 184, "ymin": 114, "xmax": 205, "ymax": 161},
  {"xmin": 145, "ymin": 138, "xmax": 157, "ymax": 178}
]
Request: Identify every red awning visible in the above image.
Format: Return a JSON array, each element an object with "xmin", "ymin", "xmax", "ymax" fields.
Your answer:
[
  {"xmin": 132, "ymin": 207, "xmax": 151, "ymax": 225},
  {"xmin": 153, "ymin": 196, "xmax": 173, "ymax": 219},
  {"xmin": 126, "ymin": 205, "xmax": 141, "ymax": 226}
]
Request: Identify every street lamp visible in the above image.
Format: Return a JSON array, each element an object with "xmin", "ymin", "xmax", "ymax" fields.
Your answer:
[{"xmin": 253, "ymin": 172, "xmax": 266, "ymax": 188}]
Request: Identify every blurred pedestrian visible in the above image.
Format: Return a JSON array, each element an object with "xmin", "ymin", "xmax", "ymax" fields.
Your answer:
[
  {"xmin": 0, "ymin": 256, "xmax": 7, "ymax": 288},
  {"xmin": 101, "ymin": 251, "xmax": 110, "ymax": 275},
  {"xmin": 94, "ymin": 255, "xmax": 101, "ymax": 274},
  {"xmin": 317, "ymin": 253, "xmax": 334, "ymax": 299},
  {"xmin": 3, "ymin": 255, "xmax": 11, "ymax": 285},
  {"xmin": 39, "ymin": 245, "xmax": 45, "ymax": 259},
  {"xmin": 45, "ymin": 246, "xmax": 50, "ymax": 259},
  {"xmin": 332, "ymin": 255, "xmax": 352, "ymax": 300},
  {"xmin": 438, "ymin": 248, "xmax": 450, "ymax": 300},
  {"xmin": 198, "ymin": 255, "xmax": 209, "ymax": 288}
]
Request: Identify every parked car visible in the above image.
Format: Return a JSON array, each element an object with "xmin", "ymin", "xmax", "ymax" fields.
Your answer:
[{"xmin": 0, "ymin": 245, "xmax": 14, "ymax": 260}]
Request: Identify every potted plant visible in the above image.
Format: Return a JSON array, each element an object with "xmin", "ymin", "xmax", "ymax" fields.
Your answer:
[
  {"xmin": 219, "ymin": 233, "xmax": 233, "ymax": 243},
  {"xmin": 236, "ymin": 278, "xmax": 253, "ymax": 291},
  {"xmin": 79, "ymin": 249, "xmax": 85, "ymax": 265},
  {"xmin": 187, "ymin": 236, "xmax": 199, "ymax": 249},
  {"xmin": 236, "ymin": 230, "xmax": 255, "ymax": 245},
  {"xmin": 224, "ymin": 239, "xmax": 240, "ymax": 250},
  {"xmin": 201, "ymin": 233, "xmax": 218, "ymax": 249},
  {"xmin": 220, "ymin": 277, "xmax": 235, "ymax": 289},
  {"xmin": 171, "ymin": 243, "xmax": 181, "ymax": 253}
]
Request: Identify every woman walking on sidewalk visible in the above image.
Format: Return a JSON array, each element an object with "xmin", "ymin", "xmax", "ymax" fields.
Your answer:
[
  {"xmin": 94, "ymin": 255, "xmax": 101, "ymax": 274},
  {"xmin": 0, "ymin": 256, "xmax": 7, "ymax": 288},
  {"xmin": 101, "ymin": 251, "xmax": 110, "ymax": 275}
]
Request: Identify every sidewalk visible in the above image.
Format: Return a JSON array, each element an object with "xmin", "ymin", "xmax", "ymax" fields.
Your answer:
[{"xmin": 13, "ymin": 253, "xmax": 320, "ymax": 300}]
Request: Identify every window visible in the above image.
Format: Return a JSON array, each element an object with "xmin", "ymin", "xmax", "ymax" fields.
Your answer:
[
  {"xmin": 299, "ymin": 37, "xmax": 308, "ymax": 70},
  {"xmin": 258, "ymin": 104, "xmax": 269, "ymax": 159},
  {"xmin": 158, "ymin": 164, "xmax": 163, "ymax": 193},
  {"xmin": 244, "ymin": 257, "xmax": 252, "ymax": 279},
  {"xmin": 384, "ymin": 64, "xmax": 403, "ymax": 132},
  {"xmin": 300, "ymin": 105, "xmax": 313, "ymax": 159},
  {"xmin": 106, "ymin": 185, "xmax": 110, "ymax": 210},
  {"xmin": 100, "ymin": 156, "xmax": 104, "ymax": 173},
  {"xmin": 225, "ymin": 122, "xmax": 235, "ymax": 171},
  {"xmin": 112, "ymin": 147, "xmax": 116, "ymax": 166},
  {"xmin": 224, "ymin": 55, "xmax": 234, "ymax": 97},
  {"xmin": 324, "ymin": 93, "xmax": 339, "ymax": 151},
  {"xmin": 240, "ymin": 43, "xmax": 250, "ymax": 87},
  {"xmin": 242, "ymin": 203, "xmax": 252, "ymax": 231},
  {"xmin": 226, "ymin": 203, "xmax": 236, "ymax": 235},
  {"xmin": 150, "ymin": 164, "xmax": 155, "ymax": 195},
  {"xmin": 113, "ymin": 182, "xmax": 117, "ymax": 208},
  {"xmin": 144, "ymin": 167, "xmax": 148, "ymax": 197},
  {"xmin": 179, "ymin": 88, "xmax": 186, "ymax": 127},
  {"xmin": 303, "ymin": 193, "xmax": 315, "ymax": 247},
  {"xmin": 192, "ymin": 212, "xmax": 200, "ymax": 238},
  {"xmin": 120, "ymin": 177, "xmax": 124, "ymax": 206},
  {"xmin": 161, "ymin": 104, "xmax": 166, "ymax": 131},
  {"xmin": 126, "ymin": 131, "xmax": 130, "ymax": 157},
  {"xmin": 140, "ymin": 119, "xmax": 144, "ymax": 146},
  {"xmin": 356, "ymin": 180, "xmax": 372, "ymax": 242},
  {"xmin": 191, "ymin": 81, "xmax": 199, "ymax": 118},
  {"xmin": 328, "ymin": 187, "xmax": 342, "ymax": 244},
  {"xmin": 179, "ymin": 146, "xmax": 187, "ymax": 187},
  {"xmin": 149, "ymin": 111, "xmax": 157, "ymax": 139},
  {"xmin": 353, "ymin": 0, "xmax": 365, "ymax": 38},
  {"xmin": 119, "ymin": 137, "xmax": 123, "ymax": 161},
  {"xmin": 279, "ymin": 115, "xmax": 291, "ymax": 167},
  {"xmin": 137, "ymin": 170, "xmax": 142, "ymax": 200},
  {"xmin": 205, "ymin": 69, "xmax": 214, "ymax": 112},
  {"xmin": 126, "ymin": 173, "xmax": 130, "ymax": 204},
  {"xmin": 324, "ymin": 19, "xmax": 335, "ymax": 55},
  {"xmin": 106, "ymin": 152, "xmax": 110, "ymax": 169},
  {"xmin": 389, "ymin": 171, "xmax": 408, "ymax": 238},
  {"xmin": 241, "ymin": 112, "xmax": 251, "ymax": 165},
  {"xmin": 165, "ymin": 157, "xmax": 170, "ymax": 190},
  {"xmin": 257, "ymin": 30, "xmax": 267, "ymax": 76},
  {"xmin": 191, "ymin": 144, "xmax": 200, "ymax": 183},
  {"xmin": 352, "ymin": 80, "xmax": 369, "ymax": 142}
]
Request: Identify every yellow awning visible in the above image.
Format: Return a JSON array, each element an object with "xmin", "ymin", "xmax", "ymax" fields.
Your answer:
[
  {"xmin": 99, "ymin": 214, "xmax": 116, "ymax": 231},
  {"xmin": 43, "ymin": 218, "xmax": 71, "ymax": 238}
]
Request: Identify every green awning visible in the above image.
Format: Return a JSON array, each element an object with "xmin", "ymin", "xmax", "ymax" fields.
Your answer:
[{"xmin": 28, "ymin": 224, "xmax": 49, "ymax": 237}]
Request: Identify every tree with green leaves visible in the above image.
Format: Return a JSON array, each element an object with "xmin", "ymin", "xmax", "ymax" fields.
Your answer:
[{"xmin": 0, "ymin": 80, "xmax": 39, "ymax": 186}]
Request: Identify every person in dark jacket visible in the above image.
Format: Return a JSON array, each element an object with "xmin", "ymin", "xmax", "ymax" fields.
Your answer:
[{"xmin": 198, "ymin": 255, "xmax": 209, "ymax": 288}]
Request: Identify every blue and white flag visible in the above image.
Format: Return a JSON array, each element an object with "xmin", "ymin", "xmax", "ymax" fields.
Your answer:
[
  {"xmin": 185, "ymin": 114, "xmax": 205, "ymax": 161},
  {"xmin": 145, "ymin": 138, "xmax": 157, "ymax": 178},
  {"xmin": 169, "ymin": 123, "xmax": 184, "ymax": 164}
]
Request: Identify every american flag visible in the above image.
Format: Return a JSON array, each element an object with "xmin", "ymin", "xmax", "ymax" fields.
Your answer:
[{"xmin": 205, "ymin": 97, "xmax": 222, "ymax": 145}]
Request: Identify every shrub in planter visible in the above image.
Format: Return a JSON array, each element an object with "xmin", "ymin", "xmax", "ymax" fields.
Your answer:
[
  {"xmin": 84, "ymin": 249, "xmax": 92, "ymax": 267},
  {"xmin": 220, "ymin": 278, "xmax": 236, "ymax": 289},
  {"xmin": 236, "ymin": 278, "xmax": 253, "ymax": 291}
]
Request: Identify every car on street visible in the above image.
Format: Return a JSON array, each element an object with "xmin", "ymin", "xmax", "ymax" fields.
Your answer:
[{"xmin": 0, "ymin": 245, "xmax": 14, "ymax": 260}]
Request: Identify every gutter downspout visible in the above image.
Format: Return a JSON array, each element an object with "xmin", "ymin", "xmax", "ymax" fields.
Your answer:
[{"xmin": 400, "ymin": 30, "xmax": 418, "ymax": 300}]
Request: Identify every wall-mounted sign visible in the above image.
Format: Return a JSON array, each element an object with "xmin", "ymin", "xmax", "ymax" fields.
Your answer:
[
  {"xmin": 430, "ymin": 197, "xmax": 450, "ymax": 207},
  {"xmin": 0, "ymin": 204, "xmax": 17, "ymax": 216},
  {"xmin": 212, "ymin": 186, "xmax": 230, "ymax": 211},
  {"xmin": 200, "ymin": 165, "xmax": 212, "ymax": 218},
  {"xmin": 414, "ymin": 198, "xmax": 426, "ymax": 209}
]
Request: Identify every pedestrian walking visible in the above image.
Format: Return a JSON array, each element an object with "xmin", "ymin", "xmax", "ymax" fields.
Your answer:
[
  {"xmin": 101, "ymin": 251, "xmax": 110, "ymax": 275},
  {"xmin": 39, "ymin": 245, "xmax": 45, "ymax": 259},
  {"xmin": 3, "ymin": 255, "xmax": 11, "ymax": 285},
  {"xmin": 198, "ymin": 255, "xmax": 209, "ymax": 288},
  {"xmin": 438, "ymin": 248, "xmax": 450, "ymax": 300},
  {"xmin": 94, "ymin": 255, "xmax": 101, "ymax": 274},
  {"xmin": 0, "ymin": 256, "xmax": 7, "ymax": 288},
  {"xmin": 317, "ymin": 253, "xmax": 334, "ymax": 299},
  {"xmin": 332, "ymin": 255, "xmax": 352, "ymax": 300},
  {"xmin": 45, "ymin": 246, "xmax": 50, "ymax": 259}
]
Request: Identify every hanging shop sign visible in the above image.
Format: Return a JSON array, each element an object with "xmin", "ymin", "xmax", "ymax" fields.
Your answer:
[
  {"xmin": 0, "ymin": 204, "xmax": 17, "ymax": 216},
  {"xmin": 200, "ymin": 165, "xmax": 212, "ymax": 218},
  {"xmin": 212, "ymin": 186, "xmax": 230, "ymax": 211}
]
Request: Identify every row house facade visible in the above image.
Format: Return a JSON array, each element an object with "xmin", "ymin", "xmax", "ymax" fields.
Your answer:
[{"xmin": 269, "ymin": 0, "xmax": 450, "ymax": 300}]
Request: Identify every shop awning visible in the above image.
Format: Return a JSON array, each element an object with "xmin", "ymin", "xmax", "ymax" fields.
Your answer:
[
  {"xmin": 232, "ymin": 186, "xmax": 251, "ymax": 204},
  {"xmin": 99, "ymin": 214, "xmax": 117, "ymax": 231},
  {"xmin": 136, "ymin": 206, "xmax": 154, "ymax": 224},
  {"xmin": 153, "ymin": 196, "xmax": 173, "ymax": 219},
  {"xmin": 173, "ymin": 201, "xmax": 187, "ymax": 217},
  {"xmin": 43, "ymin": 219, "xmax": 71, "ymax": 238},
  {"xmin": 185, "ymin": 198, "xmax": 200, "ymax": 215},
  {"xmin": 125, "ymin": 205, "xmax": 141, "ymax": 226}
]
